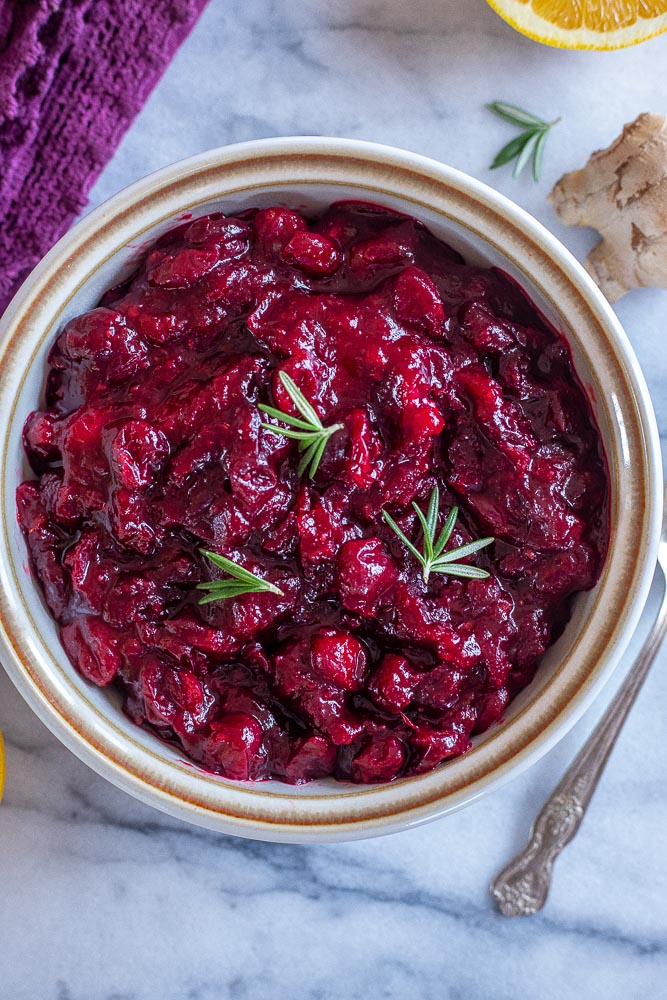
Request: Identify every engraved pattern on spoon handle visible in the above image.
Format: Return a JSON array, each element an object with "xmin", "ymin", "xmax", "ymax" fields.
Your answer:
[{"xmin": 491, "ymin": 569, "xmax": 667, "ymax": 917}]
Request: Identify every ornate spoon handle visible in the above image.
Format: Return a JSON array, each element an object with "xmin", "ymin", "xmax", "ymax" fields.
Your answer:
[{"xmin": 491, "ymin": 568, "xmax": 667, "ymax": 917}]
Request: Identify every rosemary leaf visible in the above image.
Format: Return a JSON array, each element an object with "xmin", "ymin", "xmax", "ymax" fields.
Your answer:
[
  {"xmin": 431, "ymin": 564, "xmax": 491, "ymax": 580},
  {"xmin": 487, "ymin": 101, "xmax": 561, "ymax": 183},
  {"xmin": 381, "ymin": 509, "xmax": 424, "ymax": 565},
  {"xmin": 425, "ymin": 486, "xmax": 440, "ymax": 540},
  {"xmin": 486, "ymin": 101, "xmax": 547, "ymax": 128},
  {"xmin": 259, "ymin": 370, "xmax": 343, "ymax": 478},
  {"xmin": 197, "ymin": 548, "xmax": 284, "ymax": 604},
  {"xmin": 491, "ymin": 131, "xmax": 534, "ymax": 170},
  {"xmin": 433, "ymin": 536, "xmax": 495, "ymax": 565},
  {"xmin": 279, "ymin": 372, "xmax": 323, "ymax": 429},
  {"xmin": 532, "ymin": 129, "xmax": 549, "ymax": 183},
  {"xmin": 382, "ymin": 489, "xmax": 494, "ymax": 584},
  {"xmin": 433, "ymin": 505, "xmax": 459, "ymax": 559},
  {"xmin": 412, "ymin": 503, "xmax": 435, "ymax": 563},
  {"xmin": 513, "ymin": 130, "xmax": 540, "ymax": 178}
]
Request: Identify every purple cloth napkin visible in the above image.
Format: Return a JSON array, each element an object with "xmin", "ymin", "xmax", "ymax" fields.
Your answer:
[{"xmin": 0, "ymin": 0, "xmax": 209, "ymax": 314}]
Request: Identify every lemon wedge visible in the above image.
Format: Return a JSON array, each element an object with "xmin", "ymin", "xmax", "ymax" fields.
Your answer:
[{"xmin": 486, "ymin": 0, "xmax": 667, "ymax": 49}]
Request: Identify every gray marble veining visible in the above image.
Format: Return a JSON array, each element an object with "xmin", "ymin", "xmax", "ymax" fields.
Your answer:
[{"xmin": 2, "ymin": 2, "xmax": 667, "ymax": 997}]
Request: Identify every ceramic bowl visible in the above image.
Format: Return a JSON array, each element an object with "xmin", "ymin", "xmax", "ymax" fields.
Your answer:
[{"xmin": 0, "ymin": 137, "xmax": 661, "ymax": 842}]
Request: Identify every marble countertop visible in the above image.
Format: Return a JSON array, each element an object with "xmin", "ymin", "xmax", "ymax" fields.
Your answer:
[{"xmin": 2, "ymin": 2, "xmax": 667, "ymax": 997}]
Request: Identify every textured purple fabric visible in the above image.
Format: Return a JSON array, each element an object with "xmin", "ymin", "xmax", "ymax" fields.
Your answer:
[{"xmin": 0, "ymin": 0, "xmax": 209, "ymax": 313}]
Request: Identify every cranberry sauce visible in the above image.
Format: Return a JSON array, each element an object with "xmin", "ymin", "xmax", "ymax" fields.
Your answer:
[{"xmin": 17, "ymin": 202, "xmax": 609, "ymax": 784}]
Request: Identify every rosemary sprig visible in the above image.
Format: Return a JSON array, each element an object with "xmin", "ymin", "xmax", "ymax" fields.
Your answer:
[
  {"xmin": 487, "ymin": 101, "xmax": 561, "ymax": 182},
  {"xmin": 382, "ymin": 487, "xmax": 494, "ymax": 584},
  {"xmin": 196, "ymin": 548, "xmax": 284, "ymax": 604},
  {"xmin": 259, "ymin": 371, "xmax": 344, "ymax": 478}
]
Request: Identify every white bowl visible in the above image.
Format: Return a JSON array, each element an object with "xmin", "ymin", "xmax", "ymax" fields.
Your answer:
[{"xmin": 0, "ymin": 137, "xmax": 661, "ymax": 842}]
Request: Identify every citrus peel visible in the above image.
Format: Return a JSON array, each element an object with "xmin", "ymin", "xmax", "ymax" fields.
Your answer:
[{"xmin": 486, "ymin": 0, "xmax": 667, "ymax": 49}]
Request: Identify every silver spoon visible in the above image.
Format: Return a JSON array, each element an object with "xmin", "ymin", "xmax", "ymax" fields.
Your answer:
[{"xmin": 491, "ymin": 484, "xmax": 667, "ymax": 917}]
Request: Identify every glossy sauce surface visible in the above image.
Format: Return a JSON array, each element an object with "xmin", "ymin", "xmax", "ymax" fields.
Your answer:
[{"xmin": 17, "ymin": 202, "xmax": 609, "ymax": 783}]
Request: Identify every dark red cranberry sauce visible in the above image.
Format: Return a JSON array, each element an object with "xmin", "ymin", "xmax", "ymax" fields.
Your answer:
[{"xmin": 17, "ymin": 201, "xmax": 609, "ymax": 784}]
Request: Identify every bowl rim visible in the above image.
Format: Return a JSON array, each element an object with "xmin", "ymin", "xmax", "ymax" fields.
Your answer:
[{"xmin": 0, "ymin": 136, "xmax": 662, "ymax": 842}]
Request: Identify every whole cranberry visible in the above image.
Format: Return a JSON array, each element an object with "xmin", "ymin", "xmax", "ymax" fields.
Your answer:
[
  {"xmin": 64, "ymin": 528, "xmax": 115, "ymax": 614},
  {"xmin": 336, "ymin": 537, "xmax": 397, "ymax": 616},
  {"xmin": 61, "ymin": 617, "xmax": 120, "ymax": 686},
  {"xmin": 460, "ymin": 301, "xmax": 515, "ymax": 352},
  {"xmin": 414, "ymin": 663, "xmax": 471, "ymax": 711},
  {"xmin": 204, "ymin": 713, "xmax": 265, "ymax": 780},
  {"xmin": 351, "ymin": 734, "xmax": 406, "ymax": 783},
  {"xmin": 104, "ymin": 575, "xmax": 167, "ymax": 626},
  {"xmin": 299, "ymin": 684, "xmax": 365, "ymax": 746},
  {"xmin": 311, "ymin": 629, "xmax": 368, "ymax": 691},
  {"xmin": 284, "ymin": 735, "xmax": 337, "ymax": 783},
  {"xmin": 281, "ymin": 231, "xmax": 342, "ymax": 276},
  {"xmin": 412, "ymin": 716, "xmax": 474, "ymax": 773},
  {"xmin": 140, "ymin": 659, "xmax": 215, "ymax": 736},
  {"xmin": 393, "ymin": 266, "xmax": 446, "ymax": 335},
  {"xmin": 184, "ymin": 215, "xmax": 251, "ymax": 253},
  {"xmin": 60, "ymin": 308, "xmax": 149, "ymax": 381},
  {"xmin": 368, "ymin": 654, "xmax": 420, "ymax": 713},
  {"xmin": 109, "ymin": 489, "xmax": 159, "ymax": 555},
  {"xmin": 108, "ymin": 420, "xmax": 170, "ymax": 490},
  {"xmin": 120, "ymin": 303, "xmax": 182, "ymax": 345},
  {"xmin": 253, "ymin": 208, "xmax": 307, "ymax": 252},
  {"xmin": 23, "ymin": 411, "xmax": 60, "ymax": 467},
  {"xmin": 296, "ymin": 488, "xmax": 354, "ymax": 565},
  {"xmin": 349, "ymin": 237, "xmax": 410, "ymax": 272},
  {"xmin": 147, "ymin": 247, "xmax": 220, "ymax": 288},
  {"xmin": 158, "ymin": 612, "xmax": 235, "ymax": 658}
]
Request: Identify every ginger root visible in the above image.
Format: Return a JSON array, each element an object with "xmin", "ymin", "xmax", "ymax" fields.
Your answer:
[{"xmin": 550, "ymin": 113, "xmax": 667, "ymax": 302}]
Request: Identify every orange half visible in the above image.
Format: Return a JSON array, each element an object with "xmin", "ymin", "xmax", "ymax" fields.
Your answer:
[{"xmin": 486, "ymin": 0, "xmax": 667, "ymax": 48}]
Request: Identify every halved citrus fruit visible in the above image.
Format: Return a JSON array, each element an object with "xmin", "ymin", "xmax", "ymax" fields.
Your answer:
[{"xmin": 486, "ymin": 0, "xmax": 667, "ymax": 49}]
